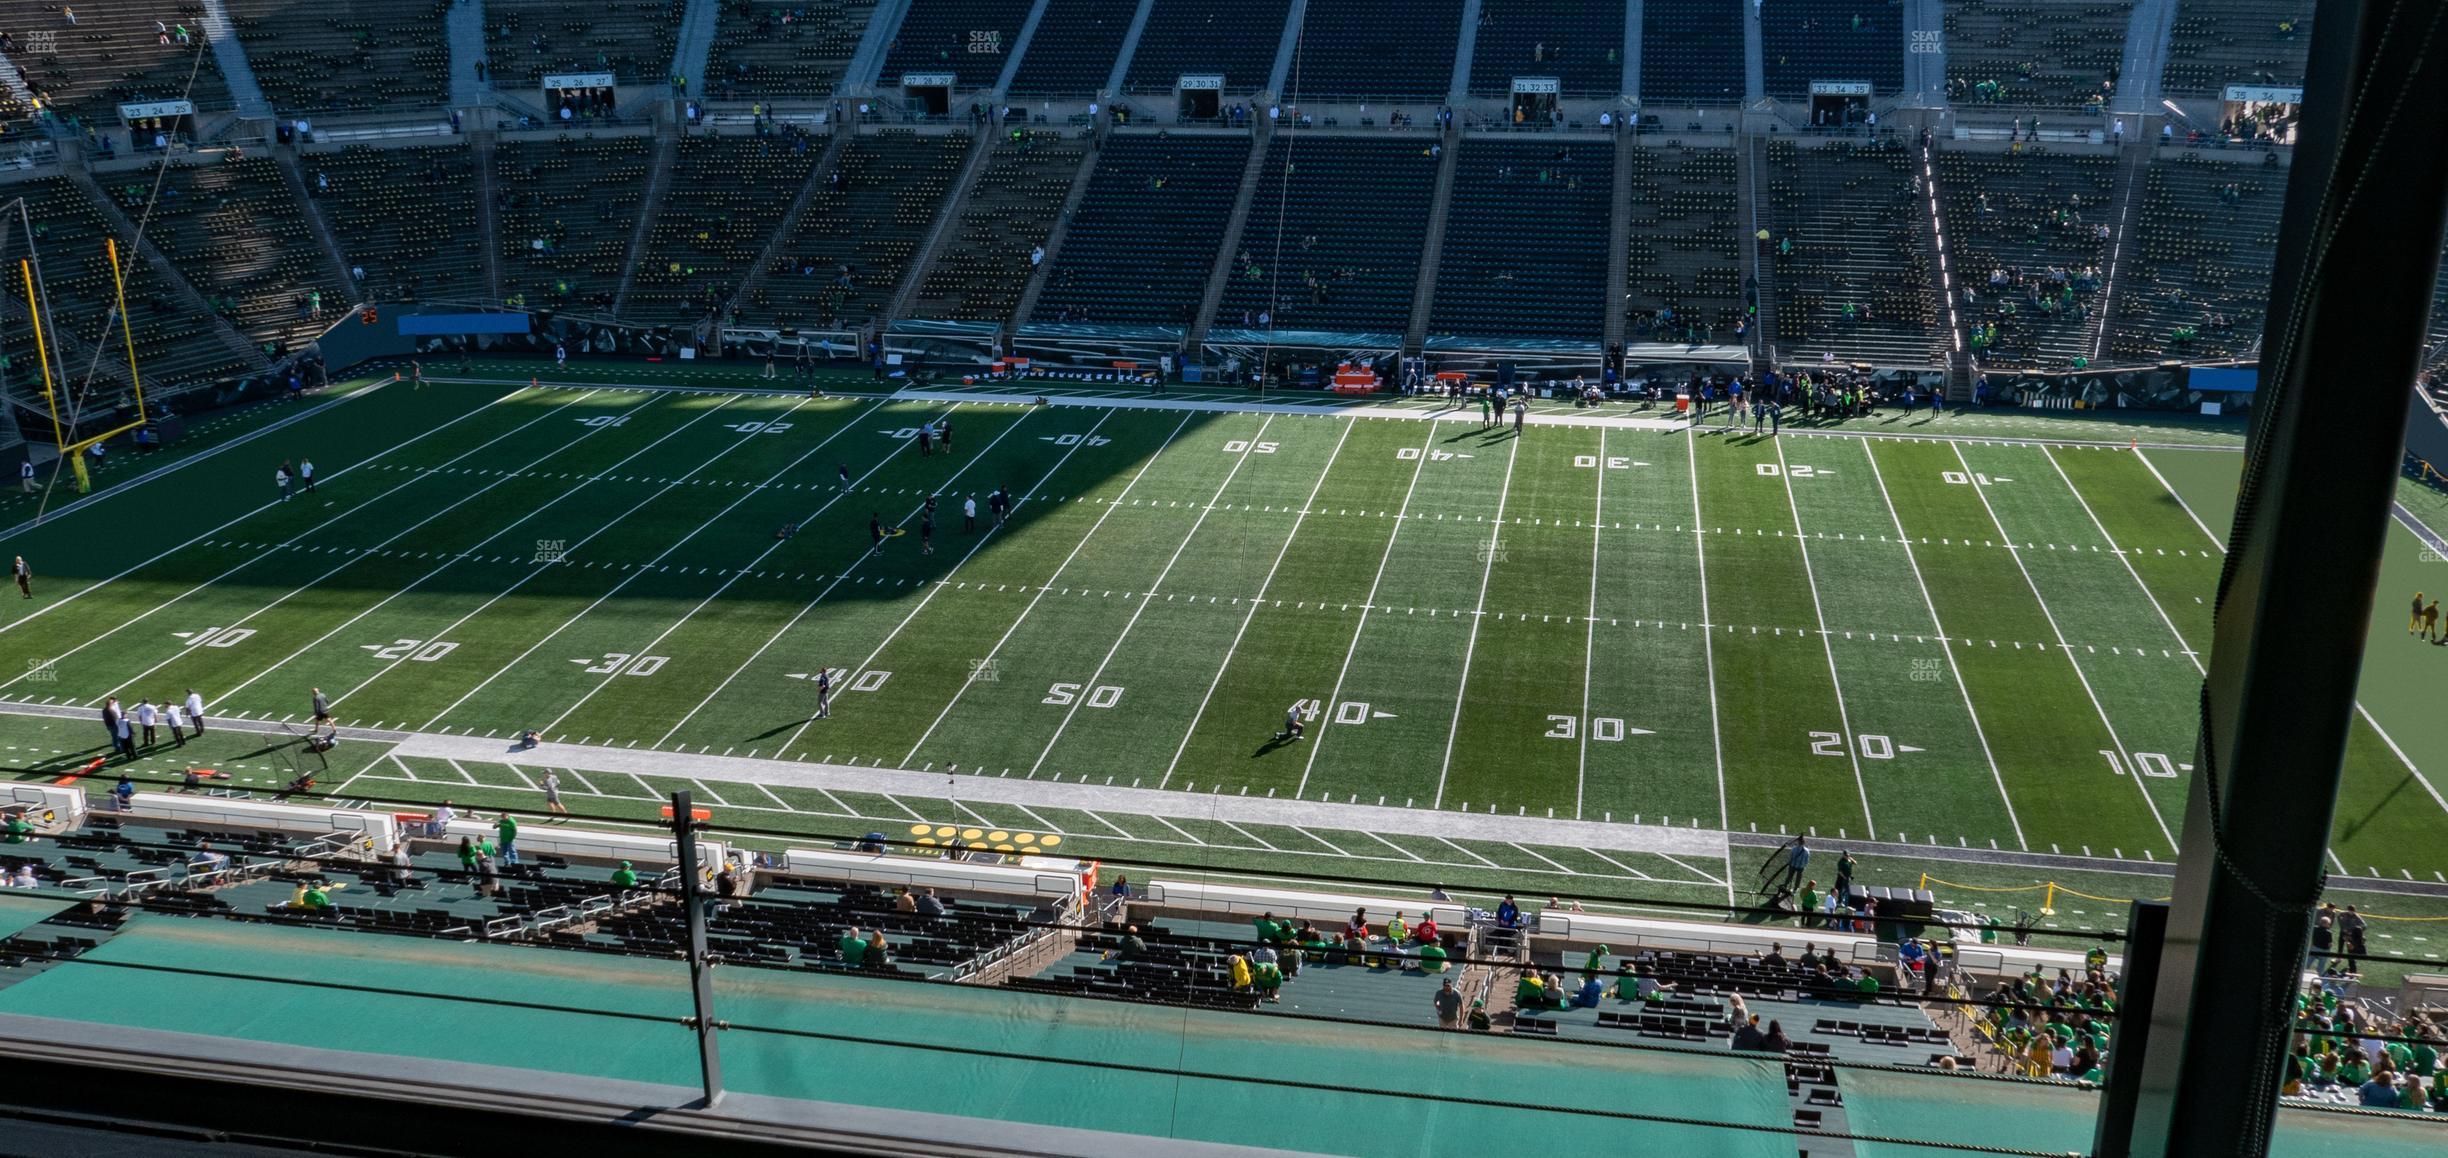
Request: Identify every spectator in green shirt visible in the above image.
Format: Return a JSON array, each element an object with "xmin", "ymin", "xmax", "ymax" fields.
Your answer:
[
  {"xmin": 611, "ymin": 860, "xmax": 638, "ymax": 888},
  {"xmin": 1, "ymin": 816, "xmax": 32, "ymax": 844},
  {"xmin": 495, "ymin": 813, "xmax": 519, "ymax": 866},
  {"xmin": 1797, "ymin": 880, "xmax": 1819, "ymax": 926},
  {"xmin": 838, "ymin": 926, "xmax": 867, "ymax": 966},
  {"xmin": 1417, "ymin": 941, "xmax": 1449, "ymax": 972}
]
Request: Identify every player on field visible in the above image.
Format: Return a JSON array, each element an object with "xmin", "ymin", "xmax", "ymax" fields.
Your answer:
[
  {"xmin": 2415, "ymin": 591, "xmax": 2429, "ymax": 636},
  {"xmin": 920, "ymin": 510, "xmax": 935, "ymax": 555},
  {"xmin": 814, "ymin": 667, "xmax": 833, "ymax": 719},
  {"xmin": 11, "ymin": 555, "xmax": 29, "ymax": 599},
  {"xmin": 870, "ymin": 513, "xmax": 886, "ymax": 556},
  {"xmin": 1276, "ymin": 703, "xmax": 1304, "ymax": 742},
  {"xmin": 276, "ymin": 462, "xmax": 292, "ymax": 502},
  {"xmin": 938, "ymin": 416, "xmax": 954, "ymax": 454},
  {"xmin": 311, "ymin": 687, "xmax": 333, "ymax": 734}
]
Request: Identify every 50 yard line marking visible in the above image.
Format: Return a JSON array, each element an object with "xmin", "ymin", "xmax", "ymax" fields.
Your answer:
[
  {"xmin": 1862, "ymin": 439, "xmax": 2026, "ymax": 849},
  {"xmin": 1951, "ymin": 442, "xmax": 2177, "ymax": 851},
  {"xmin": 1157, "ymin": 417, "xmax": 1356, "ymax": 789},
  {"xmin": 1771, "ymin": 436, "xmax": 1877, "ymax": 838},
  {"xmin": 1430, "ymin": 433, "xmax": 1521, "ymax": 809},
  {"xmin": 1024, "ymin": 415, "xmax": 1281, "ymax": 778},
  {"xmin": 894, "ymin": 412, "xmax": 1195, "ymax": 766},
  {"xmin": 1294, "ymin": 423, "xmax": 1439, "ymax": 800}
]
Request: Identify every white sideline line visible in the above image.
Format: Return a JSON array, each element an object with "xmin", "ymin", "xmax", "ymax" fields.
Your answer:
[
  {"xmin": 1684, "ymin": 428, "xmax": 1732, "ymax": 833},
  {"xmin": 1430, "ymin": 434, "xmax": 1521, "ymax": 809},
  {"xmin": 2, "ymin": 388, "xmax": 590, "ymax": 693},
  {"xmin": 1157, "ymin": 417, "xmax": 1355, "ymax": 789},
  {"xmin": 205, "ymin": 392, "xmax": 665, "ymax": 707},
  {"xmin": 893, "ymin": 413, "xmax": 1196, "ymax": 767},
  {"xmin": 1294, "ymin": 424, "xmax": 1438, "ymax": 799},
  {"xmin": 1024, "ymin": 415, "xmax": 1280, "ymax": 778},
  {"xmin": 1771, "ymin": 436, "xmax": 1878, "ymax": 839},
  {"xmin": 1575, "ymin": 430, "xmax": 1604, "ymax": 819},
  {"xmin": 1949, "ymin": 442, "xmax": 2178, "ymax": 851},
  {"xmin": 326, "ymin": 395, "xmax": 749, "ymax": 714},
  {"xmin": 748, "ymin": 407, "xmax": 1118, "ymax": 753},
  {"xmin": 533, "ymin": 395, "xmax": 882, "ymax": 735},
  {"xmin": 1861, "ymin": 440, "xmax": 2027, "ymax": 849}
]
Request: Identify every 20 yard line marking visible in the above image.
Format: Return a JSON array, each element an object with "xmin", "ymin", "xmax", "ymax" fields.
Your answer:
[
  {"xmin": 1295, "ymin": 423, "xmax": 1438, "ymax": 800},
  {"xmin": 1158, "ymin": 417, "xmax": 1355, "ymax": 789},
  {"xmin": 1684, "ymin": 427, "xmax": 1732, "ymax": 833},
  {"xmin": 1771, "ymin": 436, "xmax": 1877, "ymax": 837},
  {"xmin": 895, "ymin": 412, "xmax": 1195, "ymax": 766},
  {"xmin": 1024, "ymin": 415, "xmax": 1282, "ymax": 778},
  {"xmin": 1863, "ymin": 440, "xmax": 2027, "ymax": 850},
  {"xmin": 1950, "ymin": 442, "xmax": 2178, "ymax": 851}
]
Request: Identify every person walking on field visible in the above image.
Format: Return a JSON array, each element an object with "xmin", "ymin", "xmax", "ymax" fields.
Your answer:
[
  {"xmin": 185, "ymin": 689, "xmax": 207, "ymax": 736},
  {"xmin": 963, "ymin": 495, "xmax": 977, "ymax": 533},
  {"xmin": 814, "ymin": 666, "xmax": 832, "ymax": 720},
  {"xmin": 1513, "ymin": 395, "xmax": 1527, "ymax": 434},
  {"xmin": 2416, "ymin": 591, "xmax": 2430, "ymax": 636},
  {"xmin": 276, "ymin": 462, "xmax": 292, "ymax": 502},
  {"xmin": 163, "ymin": 696, "xmax": 187, "ymax": 746},
  {"xmin": 12, "ymin": 555, "xmax": 29, "ymax": 599},
  {"xmin": 938, "ymin": 417, "xmax": 953, "ymax": 454},
  {"xmin": 541, "ymin": 770, "xmax": 569, "ymax": 815},
  {"xmin": 18, "ymin": 458, "xmax": 32, "ymax": 493},
  {"xmin": 135, "ymin": 698, "xmax": 158, "ymax": 749},
  {"xmin": 298, "ymin": 458, "xmax": 315, "ymax": 494}
]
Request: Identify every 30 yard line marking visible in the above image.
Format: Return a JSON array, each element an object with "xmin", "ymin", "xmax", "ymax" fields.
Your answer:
[
  {"xmin": 1684, "ymin": 428, "xmax": 1732, "ymax": 832},
  {"xmin": 1574, "ymin": 429, "xmax": 1604, "ymax": 819},
  {"xmin": 1296, "ymin": 423, "xmax": 1438, "ymax": 799},
  {"xmin": 1771, "ymin": 436, "xmax": 1877, "ymax": 836},
  {"xmin": 1950, "ymin": 442, "xmax": 2178, "ymax": 851},
  {"xmin": 897, "ymin": 412, "xmax": 1195, "ymax": 766},
  {"xmin": 1862, "ymin": 440, "xmax": 2026, "ymax": 849},
  {"xmin": 1158, "ymin": 417, "xmax": 1356, "ymax": 789},
  {"xmin": 1429, "ymin": 434, "xmax": 1520, "ymax": 809},
  {"xmin": 0, "ymin": 383, "xmax": 557, "ymax": 637},
  {"xmin": 1025, "ymin": 415, "xmax": 1282, "ymax": 778}
]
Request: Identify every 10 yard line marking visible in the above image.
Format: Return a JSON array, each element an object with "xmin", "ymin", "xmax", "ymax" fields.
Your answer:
[
  {"xmin": 1950, "ymin": 441, "xmax": 2178, "ymax": 851},
  {"xmin": 1157, "ymin": 417, "xmax": 1356, "ymax": 789},
  {"xmin": 1430, "ymin": 434, "xmax": 1522, "ymax": 809},
  {"xmin": 1862, "ymin": 440, "xmax": 2027, "ymax": 850},
  {"xmin": 1574, "ymin": 430, "xmax": 1603, "ymax": 820},
  {"xmin": 1295, "ymin": 423, "xmax": 1439, "ymax": 800},
  {"xmin": 1026, "ymin": 414, "xmax": 1282, "ymax": 778},
  {"xmin": 895, "ymin": 412, "xmax": 1195, "ymax": 766},
  {"xmin": 1772, "ymin": 436, "xmax": 1877, "ymax": 837},
  {"xmin": 0, "ymin": 383, "xmax": 553, "ymax": 637},
  {"xmin": 1684, "ymin": 428, "xmax": 1731, "ymax": 833}
]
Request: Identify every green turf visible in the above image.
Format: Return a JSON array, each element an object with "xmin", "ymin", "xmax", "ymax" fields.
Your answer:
[{"xmin": 3, "ymin": 369, "xmax": 2443, "ymax": 908}]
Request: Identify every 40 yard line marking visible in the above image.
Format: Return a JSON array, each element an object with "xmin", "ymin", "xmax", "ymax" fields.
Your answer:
[
  {"xmin": 1295, "ymin": 423, "xmax": 1439, "ymax": 800},
  {"xmin": 1157, "ymin": 417, "xmax": 1356, "ymax": 789},
  {"xmin": 1863, "ymin": 439, "xmax": 2026, "ymax": 850},
  {"xmin": 1950, "ymin": 442, "xmax": 2178, "ymax": 851},
  {"xmin": 895, "ymin": 412, "xmax": 1195, "ymax": 766},
  {"xmin": 1025, "ymin": 415, "xmax": 1282, "ymax": 778},
  {"xmin": 1772, "ymin": 436, "xmax": 1877, "ymax": 837},
  {"xmin": 1430, "ymin": 435, "xmax": 1522, "ymax": 809}
]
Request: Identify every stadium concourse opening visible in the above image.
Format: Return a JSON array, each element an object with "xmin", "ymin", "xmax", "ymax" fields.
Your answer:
[{"xmin": 0, "ymin": 0, "xmax": 2439, "ymax": 1155}]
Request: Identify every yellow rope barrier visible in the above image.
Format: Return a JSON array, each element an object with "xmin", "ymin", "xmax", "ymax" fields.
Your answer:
[{"xmin": 1918, "ymin": 878, "xmax": 2446, "ymax": 921}]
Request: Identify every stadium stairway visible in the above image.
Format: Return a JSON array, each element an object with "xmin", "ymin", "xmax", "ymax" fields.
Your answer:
[
  {"xmin": 1401, "ymin": 121, "xmax": 1463, "ymax": 350},
  {"xmin": 883, "ymin": 122, "xmax": 1004, "ymax": 324},
  {"xmin": 471, "ymin": 132, "xmax": 505, "ymax": 301},
  {"xmin": 670, "ymin": 0, "xmax": 723, "ymax": 99},
  {"xmin": 720, "ymin": 127, "xmax": 854, "ymax": 325},
  {"xmin": 1006, "ymin": 125, "xmax": 1108, "ymax": 331},
  {"xmin": 197, "ymin": 0, "xmax": 272, "ymax": 120},
  {"xmin": 444, "ymin": 0, "xmax": 488, "ymax": 109},
  {"xmin": 1444, "ymin": 0, "xmax": 1481, "ymax": 105},
  {"xmin": 1739, "ymin": 136, "xmax": 1774, "ymax": 362},
  {"xmin": 2089, "ymin": 134, "xmax": 2159, "ymax": 368},
  {"xmin": 1605, "ymin": 133, "xmax": 1635, "ymax": 352},
  {"xmin": 609, "ymin": 121, "xmax": 683, "ymax": 318},
  {"xmin": 64, "ymin": 168, "xmax": 268, "ymax": 378},
  {"xmin": 269, "ymin": 148, "xmax": 368, "ymax": 307},
  {"xmin": 1188, "ymin": 126, "xmax": 1276, "ymax": 343},
  {"xmin": 1267, "ymin": 0, "xmax": 1309, "ymax": 97}
]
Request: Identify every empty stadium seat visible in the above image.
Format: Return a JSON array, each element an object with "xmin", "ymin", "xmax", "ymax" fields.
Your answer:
[
  {"xmin": 2161, "ymin": 0, "xmax": 2315, "ymax": 98},
  {"xmin": 909, "ymin": 130, "xmax": 1088, "ymax": 322},
  {"xmin": 0, "ymin": 1, "xmax": 233, "ymax": 122},
  {"xmin": 109, "ymin": 156, "xmax": 342, "ymax": 356},
  {"xmin": 1761, "ymin": 138, "xmax": 1945, "ymax": 366},
  {"xmin": 1218, "ymin": 134, "xmax": 1440, "ymax": 337},
  {"xmin": 879, "ymin": 0, "xmax": 1035, "ymax": 91},
  {"xmin": 1429, "ymin": 138, "xmax": 1613, "ymax": 341},
  {"xmin": 1639, "ymin": 0, "xmax": 1745, "ymax": 107},
  {"xmin": 749, "ymin": 129, "xmax": 971, "ymax": 329},
  {"xmin": 225, "ymin": 0, "xmax": 451, "ymax": 113},
  {"xmin": 309, "ymin": 144, "xmax": 483, "ymax": 304},
  {"xmin": 1944, "ymin": 0, "xmax": 2131, "ymax": 111},
  {"xmin": 706, "ymin": 0, "xmax": 876, "ymax": 102},
  {"xmin": 627, "ymin": 132, "xmax": 822, "ymax": 323},
  {"xmin": 1621, "ymin": 144, "xmax": 1745, "ymax": 342},
  {"xmin": 1287, "ymin": 0, "xmax": 1462, "ymax": 103},
  {"xmin": 485, "ymin": 0, "xmax": 683, "ymax": 89},
  {"xmin": 1123, "ymin": 0, "xmax": 1292, "ymax": 98},
  {"xmin": 1467, "ymin": 0, "xmax": 1624, "ymax": 99},
  {"xmin": 1934, "ymin": 148, "xmax": 2116, "ymax": 368},
  {"xmin": 1032, "ymin": 133, "xmax": 1250, "ymax": 327},
  {"xmin": 494, "ymin": 133, "xmax": 654, "ymax": 312},
  {"xmin": 1003, "ymin": 0, "xmax": 1135, "ymax": 100},
  {"xmin": 2106, "ymin": 152, "xmax": 2283, "ymax": 362},
  {"xmin": 1760, "ymin": 0, "xmax": 1905, "ymax": 103}
]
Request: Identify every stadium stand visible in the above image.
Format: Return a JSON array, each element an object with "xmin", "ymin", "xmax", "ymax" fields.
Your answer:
[
  {"xmin": 1943, "ymin": 0, "xmax": 2132, "ymax": 111},
  {"xmin": 223, "ymin": 0, "xmax": 452, "ymax": 114},
  {"xmin": 704, "ymin": 0, "xmax": 878, "ymax": 101},
  {"xmin": 494, "ymin": 134, "xmax": 655, "ymax": 313},
  {"xmin": 1121, "ymin": 0, "xmax": 1292, "ymax": 97},
  {"xmin": 1637, "ymin": 0, "xmax": 1746, "ymax": 107},
  {"xmin": 1620, "ymin": 144, "xmax": 1745, "ymax": 345},
  {"xmin": 1219, "ymin": 135, "xmax": 1440, "ymax": 337},
  {"xmin": 1285, "ymin": 0, "xmax": 1462, "ymax": 103},
  {"xmin": 627, "ymin": 131, "xmax": 823, "ymax": 323},
  {"xmin": 1031, "ymin": 133, "xmax": 1250, "ymax": 326},
  {"xmin": 1759, "ymin": 0, "xmax": 1906, "ymax": 103},
  {"xmin": 1933, "ymin": 148, "xmax": 2116, "ymax": 368},
  {"xmin": 1466, "ymin": 0, "xmax": 1626, "ymax": 99},
  {"xmin": 2106, "ymin": 152, "xmax": 2284, "ymax": 363},
  {"xmin": 748, "ymin": 129, "xmax": 971, "ymax": 329},
  {"xmin": 112, "ymin": 156, "xmax": 343, "ymax": 356},
  {"xmin": 908, "ymin": 130, "xmax": 1089, "ymax": 322},
  {"xmin": 0, "ymin": 176, "xmax": 250, "ymax": 393},
  {"xmin": 0, "ymin": 1, "xmax": 231, "ymax": 123},
  {"xmin": 307, "ymin": 144, "xmax": 484, "ymax": 304},
  {"xmin": 1003, "ymin": 0, "xmax": 1137, "ymax": 100},
  {"xmin": 1429, "ymin": 138, "xmax": 1614, "ymax": 341},
  {"xmin": 1761, "ymin": 139, "xmax": 1945, "ymax": 365},
  {"xmin": 879, "ymin": 0, "xmax": 1036, "ymax": 90},
  {"xmin": 484, "ymin": 0, "xmax": 685, "ymax": 89},
  {"xmin": 2161, "ymin": 0, "xmax": 2316, "ymax": 98}
]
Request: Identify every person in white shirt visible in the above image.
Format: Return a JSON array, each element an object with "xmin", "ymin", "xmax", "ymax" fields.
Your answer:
[
  {"xmin": 163, "ymin": 699, "xmax": 188, "ymax": 746},
  {"xmin": 10, "ymin": 865, "xmax": 34, "ymax": 889},
  {"xmin": 134, "ymin": 699, "xmax": 159, "ymax": 748},
  {"xmin": 426, "ymin": 800, "xmax": 456, "ymax": 838},
  {"xmin": 963, "ymin": 495, "xmax": 977, "ymax": 533},
  {"xmin": 17, "ymin": 459, "xmax": 31, "ymax": 493},
  {"xmin": 275, "ymin": 464, "xmax": 291, "ymax": 501},
  {"xmin": 185, "ymin": 689, "xmax": 207, "ymax": 736},
  {"xmin": 298, "ymin": 459, "xmax": 315, "ymax": 493}
]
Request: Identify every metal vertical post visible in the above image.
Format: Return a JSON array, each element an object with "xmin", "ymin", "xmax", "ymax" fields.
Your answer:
[
  {"xmin": 2091, "ymin": 900, "xmax": 2166, "ymax": 1158},
  {"xmin": 670, "ymin": 790, "xmax": 724, "ymax": 1108}
]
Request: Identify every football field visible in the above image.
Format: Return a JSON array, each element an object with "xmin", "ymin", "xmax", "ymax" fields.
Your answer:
[{"xmin": 3, "ymin": 372, "xmax": 2445, "ymax": 892}]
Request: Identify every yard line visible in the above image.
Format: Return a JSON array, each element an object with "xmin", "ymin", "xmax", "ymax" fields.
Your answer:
[
  {"xmin": 1581, "ymin": 848, "xmax": 1658, "ymax": 881},
  {"xmin": 2126, "ymin": 448, "xmax": 2448, "ymax": 820},
  {"xmin": 0, "ymin": 384, "xmax": 552, "ymax": 635},
  {"xmin": 1147, "ymin": 814, "xmax": 1207, "ymax": 844},
  {"xmin": 1769, "ymin": 436, "xmax": 1878, "ymax": 836},
  {"xmin": 1508, "ymin": 843, "xmax": 1576, "ymax": 874},
  {"xmin": 1652, "ymin": 852, "xmax": 1727, "ymax": 886},
  {"xmin": 1684, "ymin": 428, "xmax": 1732, "ymax": 832},
  {"xmin": 1948, "ymin": 442, "xmax": 2178, "ymax": 850},
  {"xmin": 732, "ymin": 407, "xmax": 1118, "ymax": 751},
  {"xmin": 1356, "ymin": 830, "xmax": 1425, "ymax": 861},
  {"xmin": 204, "ymin": 392, "xmax": 675, "ymax": 707},
  {"xmin": 1430, "ymin": 836, "xmax": 1499, "ymax": 867},
  {"xmin": 1073, "ymin": 809, "xmax": 1138, "ymax": 839},
  {"xmin": 879, "ymin": 795, "xmax": 931, "ymax": 822},
  {"xmin": 1213, "ymin": 818, "xmax": 1279, "ymax": 851},
  {"xmin": 441, "ymin": 759, "xmax": 481, "ymax": 786},
  {"xmin": 1429, "ymin": 435, "xmax": 1523, "ymax": 808},
  {"xmin": 750, "ymin": 783, "xmax": 794, "ymax": 810},
  {"xmin": 1861, "ymin": 440, "xmax": 2027, "ymax": 849},
  {"xmin": 1157, "ymin": 417, "xmax": 1356, "ymax": 789},
  {"xmin": 532, "ymin": 394, "xmax": 891, "ymax": 734},
  {"xmin": 1004, "ymin": 802, "xmax": 1061, "ymax": 834},
  {"xmin": 2044, "ymin": 446, "xmax": 2207, "ymax": 672},
  {"xmin": 946, "ymin": 798, "xmax": 995, "ymax": 826},
  {"xmin": 1024, "ymin": 416, "xmax": 1282, "ymax": 778},
  {"xmin": 499, "ymin": 764, "xmax": 541, "ymax": 791},
  {"xmin": 1574, "ymin": 429, "xmax": 1605, "ymax": 819},
  {"xmin": 690, "ymin": 780, "xmax": 732, "ymax": 808},
  {"xmin": 1295, "ymin": 424, "xmax": 1440, "ymax": 799},
  {"xmin": 326, "ymin": 395, "xmax": 752, "ymax": 713},
  {"xmin": 9, "ymin": 389, "xmax": 607, "ymax": 697},
  {"xmin": 895, "ymin": 412, "xmax": 1196, "ymax": 766},
  {"xmin": 559, "ymin": 767, "xmax": 603, "ymax": 797}
]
